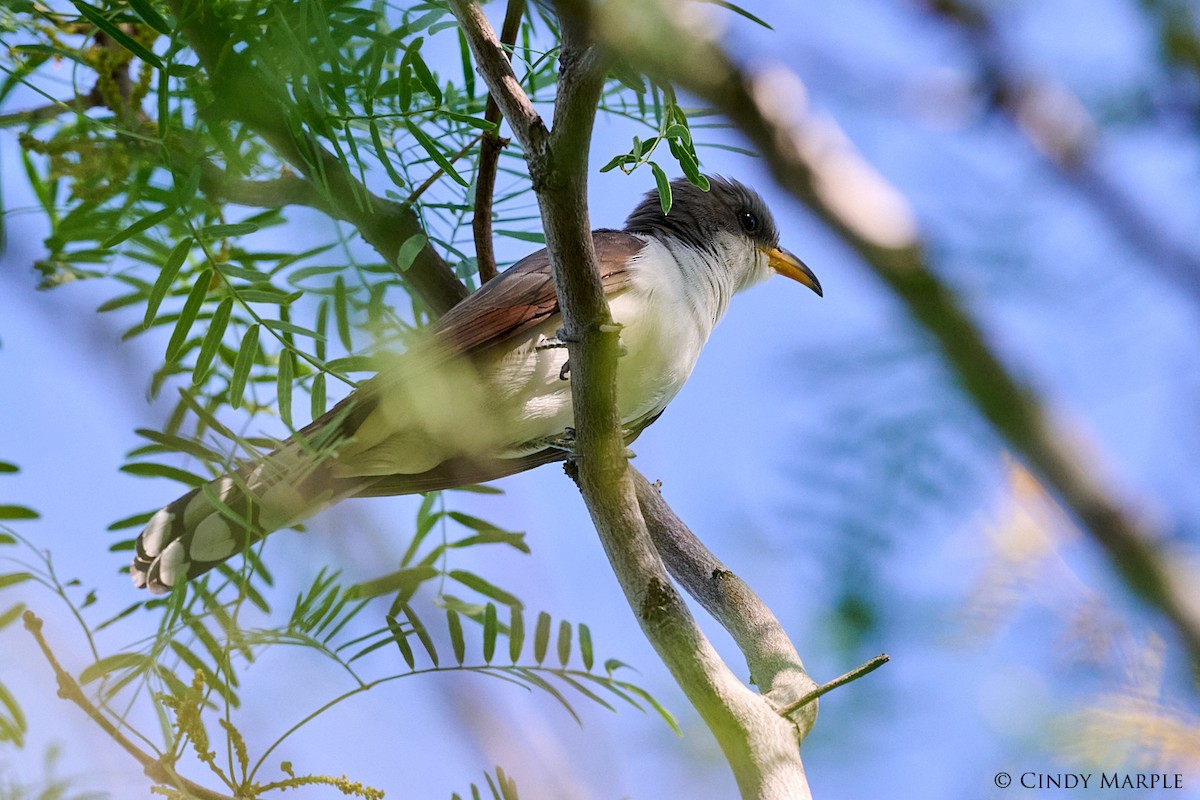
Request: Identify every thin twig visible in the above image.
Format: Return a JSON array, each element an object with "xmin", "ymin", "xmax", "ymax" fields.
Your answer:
[
  {"xmin": 22, "ymin": 611, "xmax": 235, "ymax": 800},
  {"xmin": 473, "ymin": 0, "xmax": 526, "ymax": 283},
  {"xmin": 777, "ymin": 654, "xmax": 890, "ymax": 718}
]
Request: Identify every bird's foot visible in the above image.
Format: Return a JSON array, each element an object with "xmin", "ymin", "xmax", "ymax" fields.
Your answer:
[{"xmin": 541, "ymin": 427, "xmax": 577, "ymax": 453}]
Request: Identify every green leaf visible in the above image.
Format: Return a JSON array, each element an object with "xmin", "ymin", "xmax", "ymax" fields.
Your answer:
[
  {"xmin": 439, "ymin": 110, "xmax": 497, "ymax": 131},
  {"xmin": 494, "ymin": 229, "xmax": 546, "ymax": 244},
  {"xmin": 482, "ymin": 603, "xmax": 497, "ymax": 664},
  {"xmin": 403, "ymin": 603, "xmax": 438, "ymax": 667},
  {"xmin": 79, "ymin": 652, "xmax": 146, "ymax": 685},
  {"xmin": 102, "ymin": 206, "xmax": 173, "ymax": 248},
  {"xmin": 406, "ymin": 40, "xmax": 443, "ymax": 106},
  {"xmin": 395, "ymin": 233, "xmax": 427, "ymax": 272},
  {"xmin": 651, "ymin": 161, "xmax": 673, "ymax": 215},
  {"xmin": 508, "ymin": 607, "xmax": 524, "ymax": 664},
  {"xmin": 165, "ymin": 270, "xmax": 211, "ymax": 361},
  {"xmin": 405, "ymin": 119, "xmax": 469, "ymax": 187},
  {"xmin": 0, "ymin": 506, "xmax": 38, "ymax": 521},
  {"xmin": 0, "ymin": 462, "xmax": 17, "ymax": 474},
  {"xmin": 0, "ymin": 681, "xmax": 26, "ymax": 747},
  {"xmin": 277, "ymin": 350, "xmax": 294, "ymax": 428},
  {"xmin": 192, "ymin": 296, "xmax": 232, "ymax": 384},
  {"xmin": 0, "ymin": 573, "xmax": 33, "ymax": 589},
  {"xmin": 347, "ymin": 566, "xmax": 438, "ymax": 601},
  {"xmin": 198, "ymin": 222, "xmax": 260, "ymax": 239},
  {"xmin": 71, "ymin": 0, "xmax": 164, "ymax": 68},
  {"xmin": 0, "ymin": 603, "xmax": 26, "ymax": 631},
  {"xmin": 229, "ymin": 324, "xmax": 259, "ymax": 409},
  {"xmin": 533, "ymin": 611, "xmax": 551, "ymax": 665},
  {"xmin": 144, "ymin": 236, "xmax": 192, "ymax": 327},
  {"xmin": 310, "ymin": 372, "xmax": 326, "ymax": 420},
  {"xmin": 447, "ymin": 608, "xmax": 465, "ymax": 665},
  {"xmin": 697, "ymin": 0, "xmax": 774, "ymax": 29},
  {"xmin": 120, "ymin": 462, "xmax": 206, "ymax": 486},
  {"xmin": 579, "ymin": 623, "xmax": 594, "ymax": 671},
  {"xmin": 107, "ymin": 511, "xmax": 154, "ymax": 531},
  {"xmin": 127, "ymin": 0, "xmax": 171, "ymax": 35},
  {"xmin": 557, "ymin": 620, "xmax": 572, "ymax": 668},
  {"xmin": 386, "ymin": 616, "xmax": 415, "ymax": 669},
  {"xmin": 448, "ymin": 570, "xmax": 522, "ymax": 609}
]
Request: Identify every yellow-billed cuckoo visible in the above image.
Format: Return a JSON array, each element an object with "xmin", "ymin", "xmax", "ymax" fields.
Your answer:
[{"xmin": 132, "ymin": 176, "xmax": 821, "ymax": 592}]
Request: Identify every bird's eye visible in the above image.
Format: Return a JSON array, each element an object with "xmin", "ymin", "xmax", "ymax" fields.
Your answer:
[{"xmin": 739, "ymin": 211, "xmax": 759, "ymax": 234}]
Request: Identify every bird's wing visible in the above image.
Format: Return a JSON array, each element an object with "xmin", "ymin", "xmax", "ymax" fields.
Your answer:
[
  {"xmin": 428, "ymin": 228, "xmax": 645, "ymax": 355},
  {"xmin": 292, "ymin": 229, "xmax": 647, "ymax": 456}
]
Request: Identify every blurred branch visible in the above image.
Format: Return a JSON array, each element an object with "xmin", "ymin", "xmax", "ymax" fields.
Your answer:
[
  {"xmin": 165, "ymin": 0, "xmax": 469, "ymax": 316},
  {"xmin": 22, "ymin": 611, "xmax": 234, "ymax": 800},
  {"xmin": 568, "ymin": 0, "xmax": 1200, "ymax": 667},
  {"xmin": 452, "ymin": 2, "xmax": 814, "ymax": 796},
  {"xmin": 924, "ymin": 0, "xmax": 1200, "ymax": 308},
  {"xmin": 473, "ymin": 0, "xmax": 526, "ymax": 283},
  {"xmin": 633, "ymin": 472, "xmax": 820, "ymax": 734}
]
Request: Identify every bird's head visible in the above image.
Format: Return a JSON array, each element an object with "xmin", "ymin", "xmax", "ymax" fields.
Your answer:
[{"xmin": 622, "ymin": 175, "xmax": 822, "ymax": 297}]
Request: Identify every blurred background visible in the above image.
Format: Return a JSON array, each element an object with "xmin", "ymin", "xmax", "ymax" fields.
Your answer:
[{"xmin": 2, "ymin": 0, "xmax": 1200, "ymax": 797}]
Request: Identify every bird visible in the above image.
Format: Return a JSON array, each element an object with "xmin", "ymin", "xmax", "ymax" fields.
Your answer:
[{"xmin": 131, "ymin": 176, "xmax": 821, "ymax": 593}]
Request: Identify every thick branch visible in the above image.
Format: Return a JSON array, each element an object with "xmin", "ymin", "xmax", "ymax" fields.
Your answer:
[
  {"xmin": 473, "ymin": 0, "xmax": 526, "ymax": 283},
  {"xmin": 576, "ymin": 0, "xmax": 1200, "ymax": 666},
  {"xmin": 452, "ymin": 2, "xmax": 813, "ymax": 796},
  {"xmin": 165, "ymin": 0, "xmax": 468, "ymax": 316}
]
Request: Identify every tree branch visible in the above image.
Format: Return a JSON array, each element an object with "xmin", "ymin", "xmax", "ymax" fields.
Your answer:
[
  {"xmin": 165, "ymin": 0, "xmax": 469, "ymax": 316},
  {"xmin": 473, "ymin": 0, "xmax": 526, "ymax": 283},
  {"xmin": 452, "ymin": 2, "xmax": 815, "ymax": 796},
  {"xmin": 633, "ymin": 471, "xmax": 819, "ymax": 734},
  {"xmin": 574, "ymin": 0, "xmax": 1200, "ymax": 667}
]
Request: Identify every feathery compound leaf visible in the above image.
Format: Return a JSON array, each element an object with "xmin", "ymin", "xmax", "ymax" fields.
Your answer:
[
  {"xmin": 447, "ymin": 608, "xmax": 465, "ymax": 665},
  {"xmin": 145, "ymin": 237, "xmax": 192, "ymax": 327},
  {"xmin": 533, "ymin": 611, "xmax": 551, "ymax": 665},
  {"xmin": 482, "ymin": 603, "xmax": 498, "ymax": 664},
  {"xmin": 0, "ymin": 507, "xmax": 38, "ymax": 521},
  {"xmin": 165, "ymin": 270, "xmax": 211, "ymax": 361},
  {"xmin": 192, "ymin": 297, "xmax": 232, "ymax": 384},
  {"xmin": 229, "ymin": 324, "xmax": 260, "ymax": 409}
]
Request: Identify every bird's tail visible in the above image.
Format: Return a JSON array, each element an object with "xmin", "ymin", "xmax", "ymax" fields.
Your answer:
[{"xmin": 131, "ymin": 443, "xmax": 366, "ymax": 594}]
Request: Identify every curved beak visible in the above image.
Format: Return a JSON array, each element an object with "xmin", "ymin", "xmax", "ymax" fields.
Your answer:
[{"xmin": 764, "ymin": 246, "xmax": 822, "ymax": 297}]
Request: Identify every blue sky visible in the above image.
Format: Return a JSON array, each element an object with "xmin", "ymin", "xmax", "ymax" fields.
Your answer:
[{"xmin": 3, "ymin": 0, "xmax": 1200, "ymax": 797}]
